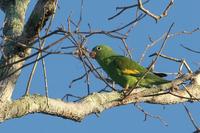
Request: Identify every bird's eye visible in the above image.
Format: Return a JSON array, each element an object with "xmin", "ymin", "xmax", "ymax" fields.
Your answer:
[{"xmin": 96, "ymin": 47, "xmax": 101, "ymax": 51}]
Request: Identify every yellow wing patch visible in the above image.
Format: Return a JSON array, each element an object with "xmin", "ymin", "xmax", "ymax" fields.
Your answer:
[{"xmin": 122, "ymin": 69, "xmax": 140, "ymax": 75}]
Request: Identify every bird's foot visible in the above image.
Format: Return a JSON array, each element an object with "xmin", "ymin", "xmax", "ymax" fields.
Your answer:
[
  {"xmin": 122, "ymin": 84, "xmax": 130, "ymax": 95},
  {"xmin": 122, "ymin": 90, "xmax": 129, "ymax": 97},
  {"xmin": 124, "ymin": 84, "xmax": 129, "ymax": 91},
  {"xmin": 122, "ymin": 84, "xmax": 135, "ymax": 97},
  {"xmin": 169, "ymin": 82, "xmax": 179, "ymax": 92}
]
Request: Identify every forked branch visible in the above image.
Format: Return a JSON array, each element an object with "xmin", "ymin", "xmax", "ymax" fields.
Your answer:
[{"xmin": 138, "ymin": 0, "xmax": 174, "ymax": 21}]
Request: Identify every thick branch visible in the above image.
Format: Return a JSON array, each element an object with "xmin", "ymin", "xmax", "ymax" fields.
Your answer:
[
  {"xmin": 22, "ymin": 0, "xmax": 56, "ymax": 42},
  {"xmin": 0, "ymin": 0, "xmax": 30, "ymax": 102},
  {"xmin": 0, "ymin": 72, "xmax": 200, "ymax": 122},
  {"xmin": 0, "ymin": 0, "xmax": 57, "ymax": 102}
]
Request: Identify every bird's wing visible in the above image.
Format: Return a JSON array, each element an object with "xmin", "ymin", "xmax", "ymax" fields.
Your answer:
[
  {"xmin": 111, "ymin": 56, "xmax": 147, "ymax": 76},
  {"xmin": 110, "ymin": 56, "xmax": 167, "ymax": 79}
]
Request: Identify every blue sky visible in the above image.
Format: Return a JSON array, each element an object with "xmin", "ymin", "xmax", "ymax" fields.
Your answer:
[{"xmin": 1, "ymin": 0, "xmax": 200, "ymax": 133}]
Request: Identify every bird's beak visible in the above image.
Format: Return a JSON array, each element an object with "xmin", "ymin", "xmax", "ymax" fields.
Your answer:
[{"xmin": 89, "ymin": 51, "xmax": 96, "ymax": 59}]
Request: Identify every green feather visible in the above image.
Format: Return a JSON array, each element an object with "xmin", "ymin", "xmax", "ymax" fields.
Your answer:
[{"xmin": 91, "ymin": 45, "xmax": 168, "ymax": 88}]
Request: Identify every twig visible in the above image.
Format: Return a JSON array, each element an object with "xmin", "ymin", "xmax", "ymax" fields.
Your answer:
[
  {"xmin": 139, "ymin": 27, "xmax": 200, "ymax": 64},
  {"xmin": 138, "ymin": 0, "xmax": 174, "ymax": 21},
  {"xmin": 0, "ymin": 35, "xmax": 69, "ymax": 71},
  {"xmin": 168, "ymin": 92, "xmax": 200, "ymax": 101},
  {"xmin": 25, "ymin": 51, "xmax": 39, "ymax": 95},
  {"xmin": 181, "ymin": 44, "xmax": 200, "ymax": 54},
  {"xmin": 121, "ymin": 38, "xmax": 132, "ymax": 59},
  {"xmin": 183, "ymin": 103, "xmax": 200, "ymax": 133},
  {"xmin": 182, "ymin": 84, "xmax": 198, "ymax": 101},
  {"xmin": 139, "ymin": 33, "xmax": 166, "ymax": 64},
  {"xmin": 25, "ymin": 11, "xmax": 55, "ymax": 95},
  {"xmin": 77, "ymin": 0, "xmax": 84, "ymax": 29},
  {"xmin": 80, "ymin": 57, "xmax": 90, "ymax": 95},
  {"xmin": 2, "ymin": 36, "xmax": 72, "ymax": 80},
  {"xmin": 135, "ymin": 104, "xmax": 168, "ymax": 126},
  {"xmin": 69, "ymin": 67, "xmax": 101, "ymax": 88},
  {"xmin": 149, "ymin": 53, "xmax": 192, "ymax": 74},
  {"xmin": 108, "ymin": 14, "xmax": 145, "ymax": 33},
  {"xmin": 41, "ymin": 46, "xmax": 49, "ymax": 105},
  {"xmin": 98, "ymin": 85, "xmax": 112, "ymax": 93},
  {"xmin": 62, "ymin": 94, "xmax": 82, "ymax": 102},
  {"xmin": 108, "ymin": 0, "xmax": 149, "ymax": 20},
  {"xmin": 2, "ymin": 53, "xmax": 50, "ymax": 80}
]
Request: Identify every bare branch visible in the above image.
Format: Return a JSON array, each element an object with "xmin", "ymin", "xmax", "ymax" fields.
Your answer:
[
  {"xmin": 139, "ymin": 27, "xmax": 200, "ymax": 64},
  {"xmin": 183, "ymin": 104, "xmax": 200, "ymax": 133},
  {"xmin": 25, "ymin": 8, "xmax": 56, "ymax": 95},
  {"xmin": 108, "ymin": 0, "xmax": 149, "ymax": 20},
  {"xmin": 181, "ymin": 44, "xmax": 200, "ymax": 54},
  {"xmin": 135, "ymin": 104, "xmax": 168, "ymax": 126},
  {"xmin": 138, "ymin": 0, "xmax": 174, "ymax": 21},
  {"xmin": 150, "ymin": 53, "xmax": 192, "ymax": 74}
]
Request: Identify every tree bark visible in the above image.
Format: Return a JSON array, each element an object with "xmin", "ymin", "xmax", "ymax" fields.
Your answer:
[
  {"xmin": 0, "ymin": 0, "xmax": 56, "ymax": 102},
  {"xmin": 0, "ymin": 71, "xmax": 199, "ymax": 122}
]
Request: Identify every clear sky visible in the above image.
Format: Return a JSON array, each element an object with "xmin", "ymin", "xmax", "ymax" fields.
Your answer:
[{"xmin": 1, "ymin": 0, "xmax": 200, "ymax": 133}]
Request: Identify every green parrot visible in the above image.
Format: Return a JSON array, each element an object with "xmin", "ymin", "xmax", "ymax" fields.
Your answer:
[{"xmin": 90, "ymin": 45, "xmax": 169, "ymax": 89}]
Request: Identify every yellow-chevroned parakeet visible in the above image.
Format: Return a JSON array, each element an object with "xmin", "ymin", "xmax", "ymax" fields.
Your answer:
[{"xmin": 90, "ymin": 45, "xmax": 168, "ymax": 89}]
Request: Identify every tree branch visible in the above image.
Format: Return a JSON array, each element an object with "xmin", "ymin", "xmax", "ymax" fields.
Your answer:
[
  {"xmin": 0, "ymin": 0, "xmax": 57, "ymax": 102},
  {"xmin": 1, "ymin": 71, "xmax": 200, "ymax": 122},
  {"xmin": 138, "ymin": 0, "xmax": 174, "ymax": 21},
  {"xmin": 22, "ymin": 0, "xmax": 57, "ymax": 42}
]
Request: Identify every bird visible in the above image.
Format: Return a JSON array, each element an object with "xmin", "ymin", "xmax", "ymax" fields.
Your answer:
[{"xmin": 90, "ymin": 44, "xmax": 169, "ymax": 90}]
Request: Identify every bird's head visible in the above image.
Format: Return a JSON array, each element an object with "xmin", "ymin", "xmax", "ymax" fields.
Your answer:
[{"xmin": 90, "ymin": 45, "xmax": 116, "ymax": 61}]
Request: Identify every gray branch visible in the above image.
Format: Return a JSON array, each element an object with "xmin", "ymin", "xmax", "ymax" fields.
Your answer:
[
  {"xmin": 0, "ymin": 71, "xmax": 200, "ymax": 122},
  {"xmin": 0, "ymin": 0, "xmax": 57, "ymax": 102}
]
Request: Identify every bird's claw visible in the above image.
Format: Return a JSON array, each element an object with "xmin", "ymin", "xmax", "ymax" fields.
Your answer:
[{"xmin": 169, "ymin": 83, "xmax": 179, "ymax": 92}]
